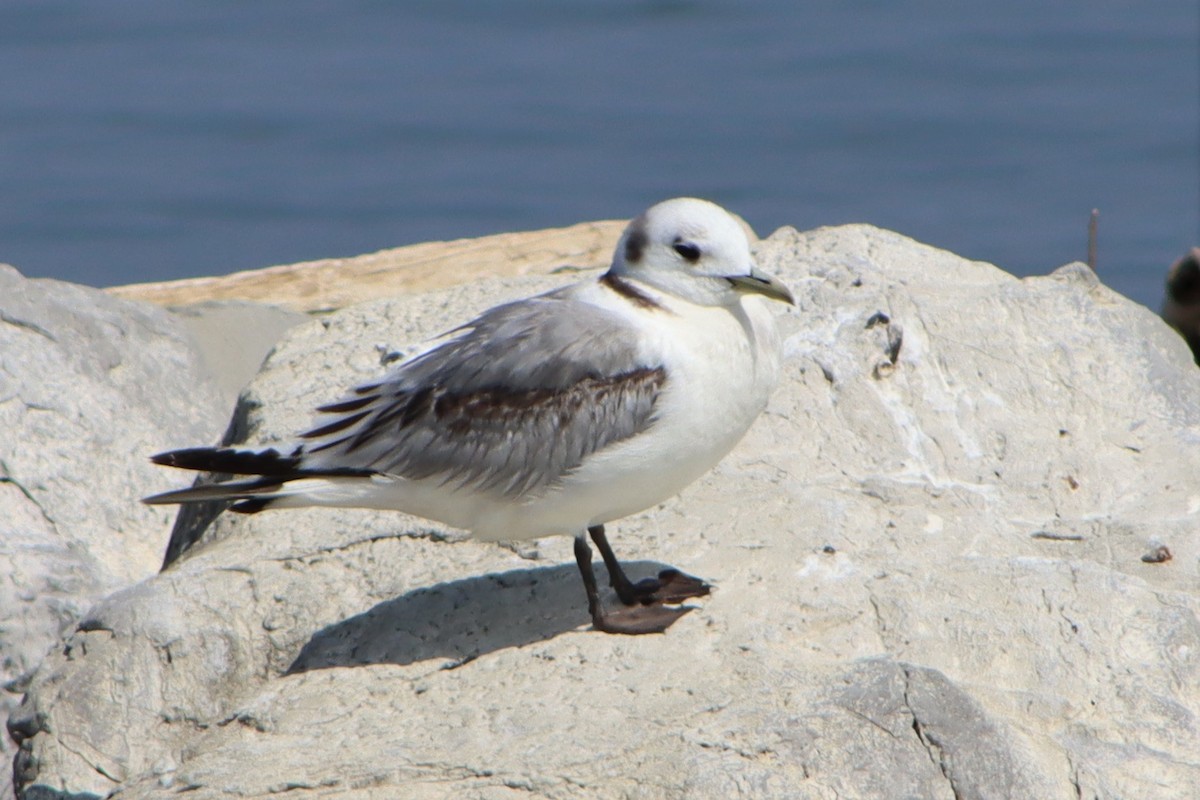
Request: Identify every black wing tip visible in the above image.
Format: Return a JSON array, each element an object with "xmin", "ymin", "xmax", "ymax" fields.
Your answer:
[
  {"xmin": 140, "ymin": 491, "xmax": 272, "ymax": 512},
  {"xmin": 150, "ymin": 448, "xmax": 189, "ymax": 467},
  {"xmin": 149, "ymin": 447, "xmax": 223, "ymax": 471},
  {"xmin": 148, "ymin": 446, "xmax": 302, "ymax": 476},
  {"xmin": 150, "ymin": 446, "xmax": 237, "ymax": 468},
  {"xmin": 140, "ymin": 475, "xmax": 290, "ymax": 508}
]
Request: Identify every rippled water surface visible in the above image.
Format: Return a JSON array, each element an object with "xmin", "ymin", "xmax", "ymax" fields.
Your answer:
[{"xmin": 1, "ymin": 0, "xmax": 1196, "ymax": 308}]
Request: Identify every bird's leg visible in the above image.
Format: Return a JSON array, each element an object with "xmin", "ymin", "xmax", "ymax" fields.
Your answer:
[
  {"xmin": 587, "ymin": 524, "xmax": 712, "ymax": 606},
  {"xmin": 573, "ymin": 534, "xmax": 692, "ymax": 634}
]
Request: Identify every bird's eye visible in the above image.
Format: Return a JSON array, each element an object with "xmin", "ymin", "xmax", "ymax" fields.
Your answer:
[{"xmin": 672, "ymin": 240, "xmax": 702, "ymax": 263}]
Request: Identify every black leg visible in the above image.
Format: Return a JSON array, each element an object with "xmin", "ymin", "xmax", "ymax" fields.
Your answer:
[
  {"xmin": 587, "ymin": 524, "xmax": 712, "ymax": 607},
  {"xmin": 573, "ymin": 533, "xmax": 693, "ymax": 635},
  {"xmin": 573, "ymin": 534, "xmax": 604, "ymax": 622}
]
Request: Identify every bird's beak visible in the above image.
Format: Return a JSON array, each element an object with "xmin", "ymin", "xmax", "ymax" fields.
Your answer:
[{"xmin": 726, "ymin": 267, "xmax": 795, "ymax": 306}]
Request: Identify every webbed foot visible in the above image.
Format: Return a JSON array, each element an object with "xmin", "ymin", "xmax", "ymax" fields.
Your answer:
[
  {"xmin": 622, "ymin": 568, "xmax": 712, "ymax": 606},
  {"xmin": 590, "ymin": 602, "xmax": 694, "ymax": 635}
]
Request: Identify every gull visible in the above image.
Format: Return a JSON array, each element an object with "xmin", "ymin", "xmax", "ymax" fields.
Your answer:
[{"xmin": 145, "ymin": 197, "xmax": 794, "ymax": 634}]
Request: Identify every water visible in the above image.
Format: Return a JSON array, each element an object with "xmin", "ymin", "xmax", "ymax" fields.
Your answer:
[{"xmin": 0, "ymin": 0, "xmax": 1195, "ymax": 310}]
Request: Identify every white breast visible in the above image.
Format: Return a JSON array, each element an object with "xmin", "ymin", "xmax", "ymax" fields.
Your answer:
[{"xmin": 468, "ymin": 288, "xmax": 783, "ymax": 541}]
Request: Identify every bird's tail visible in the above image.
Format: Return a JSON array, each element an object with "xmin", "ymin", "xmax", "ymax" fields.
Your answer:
[{"xmin": 143, "ymin": 446, "xmax": 376, "ymax": 513}]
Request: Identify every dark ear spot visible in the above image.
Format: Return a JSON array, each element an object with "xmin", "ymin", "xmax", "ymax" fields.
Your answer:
[
  {"xmin": 624, "ymin": 226, "xmax": 647, "ymax": 264},
  {"xmin": 672, "ymin": 238, "xmax": 702, "ymax": 263}
]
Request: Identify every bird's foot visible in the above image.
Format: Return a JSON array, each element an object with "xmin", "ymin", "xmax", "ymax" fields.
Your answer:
[
  {"xmin": 575, "ymin": 529, "xmax": 709, "ymax": 635},
  {"xmin": 619, "ymin": 568, "xmax": 712, "ymax": 606},
  {"xmin": 591, "ymin": 602, "xmax": 695, "ymax": 635}
]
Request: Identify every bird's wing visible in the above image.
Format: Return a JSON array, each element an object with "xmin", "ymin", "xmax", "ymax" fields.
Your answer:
[{"xmin": 298, "ymin": 287, "xmax": 667, "ymax": 499}]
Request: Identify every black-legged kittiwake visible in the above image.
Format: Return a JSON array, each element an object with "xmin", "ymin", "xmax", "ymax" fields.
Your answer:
[{"xmin": 146, "ymin": 197, "xmax": 795, "ymax": 634}]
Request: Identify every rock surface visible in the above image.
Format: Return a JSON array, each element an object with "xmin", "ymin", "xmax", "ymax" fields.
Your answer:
[
  {"xmin": 0, "ymin": 266, "xmax": 230, "ymax": 800},
  {"xmin": 8, "ymin": 225, "xmax": 1200, "ymax": 799},
  {"xmin": 165, "ymin": 300, "xmax": 307, "ymax": 408},
  {"xmin": 104, "ymin": 220, "xmax": 628, "ymax": 313}
]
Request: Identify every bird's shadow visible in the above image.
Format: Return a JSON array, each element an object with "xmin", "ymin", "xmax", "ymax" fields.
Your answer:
[{"xmin": 285, "ymin": 559, "xmax": 670, "ymax": 673}]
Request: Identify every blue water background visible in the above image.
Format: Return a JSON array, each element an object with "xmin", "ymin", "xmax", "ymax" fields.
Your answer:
[{"xmin": 1, "ymin": 0, "xmax": 1196, "ymax": 310}]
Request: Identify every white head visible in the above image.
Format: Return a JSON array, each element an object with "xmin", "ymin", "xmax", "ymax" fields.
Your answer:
[{"xmin": 609, "ymin": 197, "xmax": 794, "ymax": 307}]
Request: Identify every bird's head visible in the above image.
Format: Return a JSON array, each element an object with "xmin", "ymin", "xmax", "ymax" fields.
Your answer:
[{"xmin": 610, "ymin": 197, "xmax": 794, "ymax": 308}]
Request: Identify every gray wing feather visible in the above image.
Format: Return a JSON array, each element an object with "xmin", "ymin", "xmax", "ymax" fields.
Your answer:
[{"xmin": 299, "ymin": 288, "xmax": 666, "ymax": 498}]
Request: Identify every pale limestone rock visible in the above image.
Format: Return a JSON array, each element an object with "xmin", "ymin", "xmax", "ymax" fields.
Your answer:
[
  {"xmin": 165, "ymin": 300, "xmax": 307, "ymax": 407},
  {"xmin": 9, "ymin": 226, "xmax": 1200, "ymax": 799},
  {"xmin": 104, "ymin": 220, "xmax": 628, "ymax": 313},
  {"xmin": 0, "ymin": 265, "xmax": 229, "ymax": 800}
]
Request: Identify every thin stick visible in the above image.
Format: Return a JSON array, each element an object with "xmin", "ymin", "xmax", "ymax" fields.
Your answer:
[{"xmin": 1087, "ymin": 209, "xmax": 1099, "ymax": 271}]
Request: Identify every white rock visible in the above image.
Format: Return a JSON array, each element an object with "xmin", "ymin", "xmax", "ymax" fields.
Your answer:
[
  {"xmin": 9, "ymin": 226, "xmax": 1200, "ymax": 799},
  {"xmin": 166, "ymin": 300, "xmax": 306, "ymax": 407},
  {"xmin": 0, "ymin": 265, "xmax": 229, "ymax": 799}
]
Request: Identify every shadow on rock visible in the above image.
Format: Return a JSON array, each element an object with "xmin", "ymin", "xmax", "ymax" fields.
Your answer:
[{"xmin": 286, "ymin": 560, "xmax": 674, "ymax": 672}]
